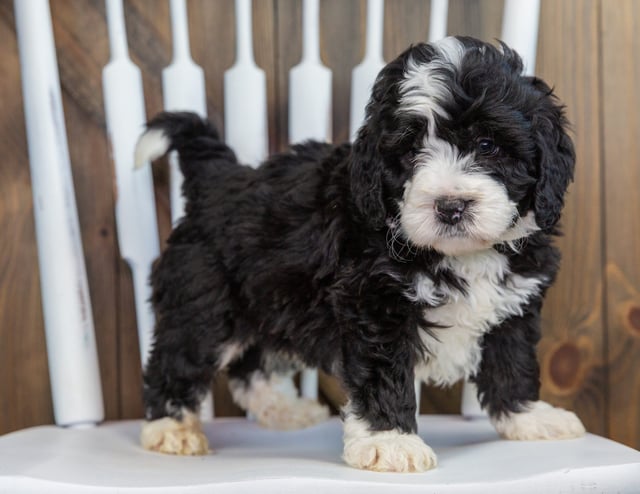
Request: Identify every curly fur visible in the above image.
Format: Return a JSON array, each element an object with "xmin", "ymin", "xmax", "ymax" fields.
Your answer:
[{"xmin": 137, "ymin": 36, "xmax": 581, "ymax": 472}]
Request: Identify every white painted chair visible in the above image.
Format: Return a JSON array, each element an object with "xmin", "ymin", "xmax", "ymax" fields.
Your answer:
[{"xmin": 2, "ymin": 0, "xmax": 639, "ymax": 492}]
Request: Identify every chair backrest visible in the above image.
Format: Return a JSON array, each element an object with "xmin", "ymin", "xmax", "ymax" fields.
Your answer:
[{"xmin": 14, "ymin": 0, "xmax": 540, "ymax": 428}]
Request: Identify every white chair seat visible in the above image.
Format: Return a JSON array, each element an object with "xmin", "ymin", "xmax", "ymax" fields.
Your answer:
[{"xmin": 1, "ymin": 415, "xmax": 638, "ymax": 493}]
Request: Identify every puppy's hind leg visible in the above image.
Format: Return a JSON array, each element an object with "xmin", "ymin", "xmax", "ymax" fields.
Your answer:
[
  {"xmin": 227, "ymin": 347, "xmax": 330, "ymax": 430},
  {"xmin": 142, "ymin": 329, "xmax": 221, "ymax": 455},
  {"xmin": 141, "ymin": 340, "xmax": 214, "ymax": 455},
  {"xmin": 141, "ymin": 245, "xmax": 232, "ymax": 455}
]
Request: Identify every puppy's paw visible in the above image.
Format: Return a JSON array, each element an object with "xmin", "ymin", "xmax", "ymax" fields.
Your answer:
[
  {"xmin": 343, "ymin": 431, "xmax": 437, "ymax": 473},
  {"xmin": 231, "ymin": 373, "xmax": 330, "ymax": 430},
  {"xmin": 141, "ymin": 412, "xmax": 210, "ymax": 455},
  {"xmin": 492, "ymin": 400, "xmax": 586, "ymax": 440},
  {"xmin": 257, "ymin": 398, "xmax": 330, "ymax": 430}
]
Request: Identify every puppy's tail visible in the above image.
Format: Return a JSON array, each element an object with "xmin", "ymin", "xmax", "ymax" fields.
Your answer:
[{"xmin": 134, "ymin": 111, "xmax": 237, "ymax": 180}]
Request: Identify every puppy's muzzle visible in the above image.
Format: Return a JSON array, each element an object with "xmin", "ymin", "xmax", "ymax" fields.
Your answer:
[{"xmin": 434, "ymin": 198, "xmax": 471, "ymax": 225}]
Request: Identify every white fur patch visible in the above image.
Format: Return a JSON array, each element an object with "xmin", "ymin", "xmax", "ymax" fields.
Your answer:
[
  {"xmin": 398, "ymin": 37, "xmax": 465, "ymax": 128},
  {"xmin": 141, "ymin": 409, "xmax": 209, "ymax": 455},
  {"xmin": 342, "ymin": 405, "xmax": 437, "ymax": 472},
  {"xmin": 400, "ymin": 136, "xmax": 520, "ymax": 256},
  {"xmin": 413, "ymin": 250, "xmax": 544, "ymax": 386},
  {"xmin": 499, "ymin": 211, "xmax": 541, "ymax": 249},
  {"xmin": 134, "ymin": 128, "xmax": 170, "ymax": 168},
  {"xmin": 217, "ymin": 342, "xmax": 247, "ymax": 369},
  {"xmin": 491, "ymin": 401, "xmax": 586, "ymax": 440},
  {"xmin": 433, "ymin": 36, "xmax": 467, "ymax": 66},
  {"xmin": 229, "ymin": 372, "xmax": 329, "ymax": 430}
]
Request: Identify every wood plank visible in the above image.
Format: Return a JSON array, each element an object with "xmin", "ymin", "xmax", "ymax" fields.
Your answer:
[
  {"xmin": 319, "ymin": 0, "xmax": 365, "ymax": 145},
  {"xmin": 535, "ymin": 0, "xmax": 606, "ymax": 435},
  {"xmin": 601, "ymin": 0, "xmax": 640, "ymax": 448}
]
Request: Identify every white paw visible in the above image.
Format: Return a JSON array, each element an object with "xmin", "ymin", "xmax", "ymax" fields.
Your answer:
[
  {"xmin": 343, "ymin": 430, "xmax": 437, "ymax": 473},
  {"xmin": 141, "ymin": 411, "xmax": 209, "ymax": 455},
  {"xmin": 492, "ymin": 401, "xmax": 586, "ymax": 440},
  {"xmin": 341, "ymin": 403, "xmax": 437, "ymax": 472},
  {"xmin": 230, "ymin": 373, "xmax": 330, "ymax": 430}
]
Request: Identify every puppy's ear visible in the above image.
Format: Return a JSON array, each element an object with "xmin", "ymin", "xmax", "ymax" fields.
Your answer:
[
  {"xmin": 349, "ymin": 123, "xmax": 388, "ymax": 230},
  {"xmin": 349, "ymin": 47, "xmax": 421, "ymax": 230},
  {"xmin": 530, "ymin": 79, "xmax": 576, "ymax": 231}
]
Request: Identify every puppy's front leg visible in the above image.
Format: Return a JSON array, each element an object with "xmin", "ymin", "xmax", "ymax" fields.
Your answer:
[
  {"xmin": 475, "ymin": 308, "xmax": 586, "ymax": 440},
  {"xmin": 340, "ymin": 344, "xmax": 436, "ymax": 473}
]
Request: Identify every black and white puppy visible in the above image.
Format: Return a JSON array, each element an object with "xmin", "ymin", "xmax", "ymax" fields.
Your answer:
[{"xmin": 136, "ymin": 36, "xmax": 585, "ymax": 472}]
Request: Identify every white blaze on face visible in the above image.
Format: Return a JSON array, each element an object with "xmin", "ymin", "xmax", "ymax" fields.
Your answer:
[{"xmin": 398, "ymin": 38, "xmax": 464, "ymax": 128}]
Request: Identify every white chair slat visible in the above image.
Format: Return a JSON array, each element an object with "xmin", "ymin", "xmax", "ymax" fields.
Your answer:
[
  {"xmin": 501, "ymin": 0, "xmax": 541, "ymax": 76},
  {"xmin": 161, "ymin": 0, "xmax": 214, "ymax": 420},
  {"xmin": 103, "ymin": 0, "xmax": 161, "ymax": 367},
  {"xmin": 288, "ymin": 0, "xmax": 332, "ymax": 145},
  {"xmin": 163, "ymin": 0, "xmax": 208, "ymax": 226},
  {"xmin": 288, "ymin": 0, "xmax": 333, "ymax": 400},
  {"xmin": 349, "ymin": 0, "xmax": 385, "ymax": 141},
  {"xmin": 13, "ymin": 0, "xmax": 103, "ymax": 428},
  {"xmin": 428, "ymin": 0, "xmax": 449, "ymax": 42},
  {"xmin": 224, "ymin": 0, "xmax": 268, "ymax": 166}
]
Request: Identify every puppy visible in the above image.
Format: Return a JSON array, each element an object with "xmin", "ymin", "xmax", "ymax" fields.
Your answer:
[{"xmin": 136, "ymin": 36, "xmax": 585, "ymax": 472}]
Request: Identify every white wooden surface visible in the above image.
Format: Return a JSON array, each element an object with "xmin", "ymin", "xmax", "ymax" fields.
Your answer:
[{"xmin": 1, "ymin": 416, "xmax": 638, "ymax": 493}]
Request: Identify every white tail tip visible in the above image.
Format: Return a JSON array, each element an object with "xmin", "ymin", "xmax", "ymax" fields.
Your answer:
[{"xmin": 134, "ymin": 129, "xmax": 170, "ymax": 169}]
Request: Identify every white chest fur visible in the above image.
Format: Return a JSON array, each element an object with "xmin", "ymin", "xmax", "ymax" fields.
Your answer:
[{"xmin": 411, "ymin": 250, "xmax": 544, "ymax": 386}]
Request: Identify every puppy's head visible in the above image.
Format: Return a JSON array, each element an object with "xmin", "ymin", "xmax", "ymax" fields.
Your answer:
[{"xmin": 350, "ymin": 36, "xmax": 575, "ymax": 256}]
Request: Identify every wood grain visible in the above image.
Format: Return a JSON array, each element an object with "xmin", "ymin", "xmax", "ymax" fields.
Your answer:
[
  {"xmin": 534, "ymin": 0, "xmax": 606, "ymax": 436},
  {"xmin": 601, "ymin": 0, "xmax": 640, "ymax": 448}
]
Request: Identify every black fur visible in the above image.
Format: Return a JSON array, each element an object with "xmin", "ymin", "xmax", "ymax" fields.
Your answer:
[{"xmin": 141, "ymin": 37, "xmax": 575, "ymax": 436}]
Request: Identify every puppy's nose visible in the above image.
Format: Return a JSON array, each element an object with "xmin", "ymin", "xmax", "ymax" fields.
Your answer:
[{"xmin": 434, "ymin": 198, "xmax": 469, "ymax": 225}]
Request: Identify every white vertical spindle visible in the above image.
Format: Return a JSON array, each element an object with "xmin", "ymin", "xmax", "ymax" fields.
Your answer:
[
  {"xmin": 103, "ymin": 0, "xmax": 161, "ymax": 366},
  {"xmin": 14, "ymin": 0, "xmax": 104, "ymax": 427},
  {"xmin": 224, "ymin": 0, "xmax": 268, "ymax": 166},
  {"xmin": 501, "ymin": 0, "xmax": 540, "ymax": 76},
  {"xmin": 162, "ymin": 0, "xmax": 213, "ymax": 420},
  {"xmin": 288, "ymin": 0, "xmax": 333, "ymax": 401},
  {"xmin": 349, "ymin": 0, "xmax": 385, "ymax": 141},
  {"xmin": 428, "ymin": 0, "xmax": 449, "ymax": 42},
  {"xmin": 163, "ymin": 0, "xmax": 208, "ymax": 226},
  {"xmin": 288, "ymin": 0, "xmax": 332, "ymax": 145}
]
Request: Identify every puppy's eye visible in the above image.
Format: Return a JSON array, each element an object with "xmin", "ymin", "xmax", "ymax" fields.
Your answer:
[{"xmin": 476, "ymin": 138, "xmax": 499, "ymax": 156}]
